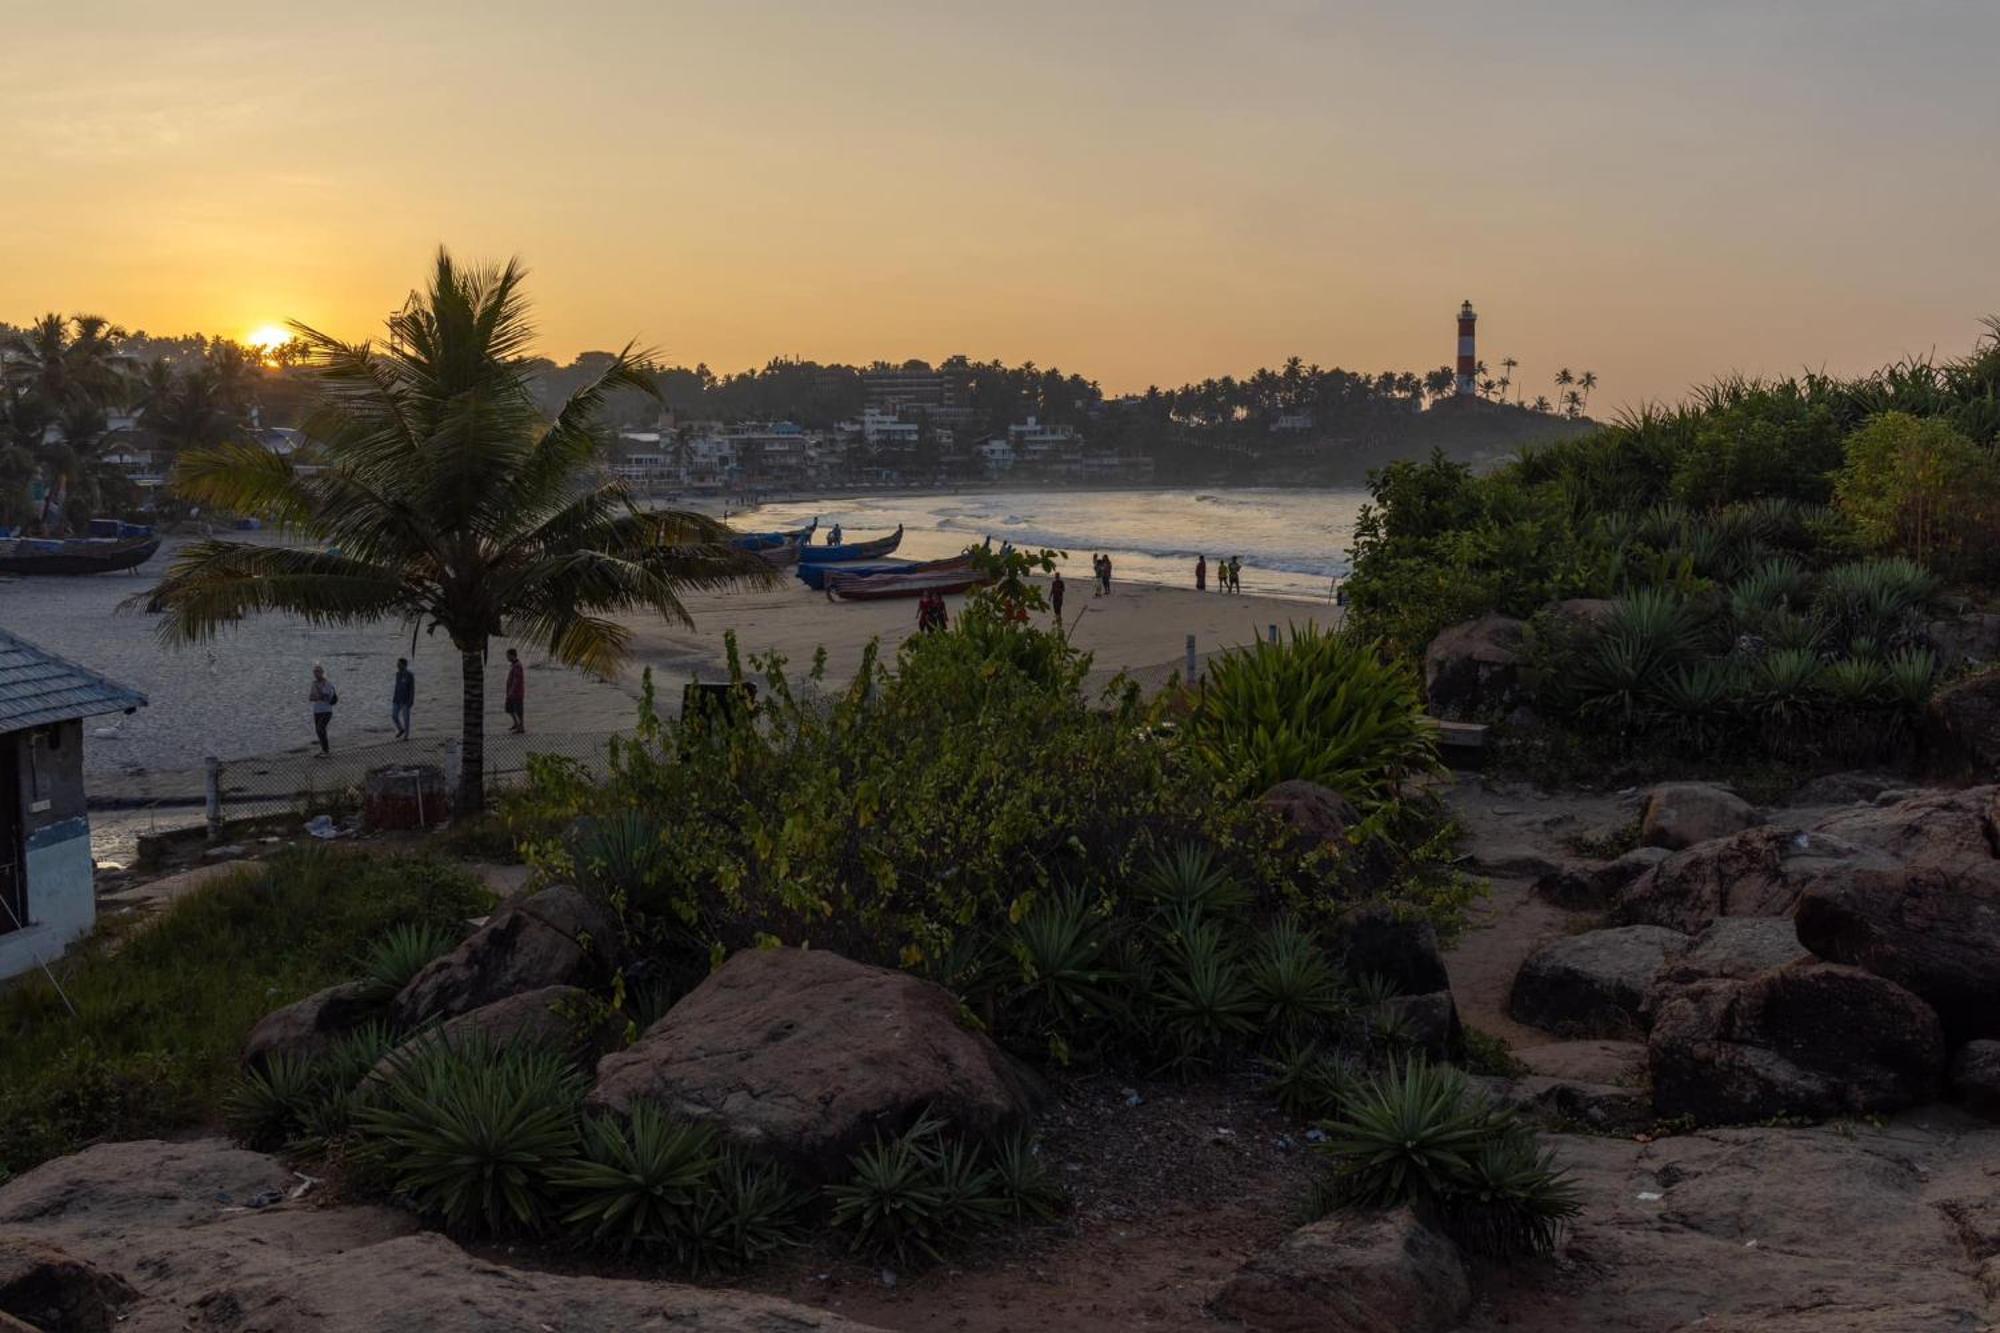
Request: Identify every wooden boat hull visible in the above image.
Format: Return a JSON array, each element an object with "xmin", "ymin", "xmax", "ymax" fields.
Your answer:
[
  {"xmin": 796, "ymin": 551, "xmax": 972, "ymax": 591},
  {"xmin": 0, "ymin": 536, "xmax": 161, "ymax": 575},
  {"xmin": 827, "ymin": 568, "xmax": 988, "ymax": 601},
  {"xmin": 800, "ymin": 525, "xmax": 904, "ymax": 564},
  {"xmin": 755, "ymin": 537, "xmax": 803, "ymax": 568}
]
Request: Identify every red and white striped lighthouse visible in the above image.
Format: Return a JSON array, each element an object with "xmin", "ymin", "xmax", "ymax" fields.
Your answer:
[{"xmin": 1455, "ymin": 299, "xmax": 1477, "ymax": 397}]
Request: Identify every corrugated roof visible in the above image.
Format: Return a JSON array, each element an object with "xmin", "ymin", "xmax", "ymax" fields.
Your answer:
[{"xmin": 0, "ymin": 628, "xmax": 148, "ymax": 732}]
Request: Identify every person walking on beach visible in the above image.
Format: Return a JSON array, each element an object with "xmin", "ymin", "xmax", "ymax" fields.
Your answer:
[
  {"xmin": 1228, "ymin": 556, "xmax": 1242, "ymax": 594},
  {"xmin": 391, "ymin": 658, "xmax": 415, "ymax": 740},
  {"xmin": 1050, "ymin": 570, "xmax": 1065, "ymax": 623},
  {"xmin": 1195, "ymin": 555, "xmax": 1207, "ymax": 592},
  {"xmin": 504, "ymin": 648, "xmax": 526, "ymax": 734},
  {"xmin": 308, "ymin": 664, "xmax": 337, "ymax": 756},
  {"xmin": 1099, "ymin": 553, "xmax": 1113, "ymax": 596}
]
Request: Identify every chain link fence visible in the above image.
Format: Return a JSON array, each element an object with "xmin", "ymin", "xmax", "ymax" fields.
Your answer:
[{"xmin": 87, "ymin": 730, "xmax": 620, "ymax": 865}]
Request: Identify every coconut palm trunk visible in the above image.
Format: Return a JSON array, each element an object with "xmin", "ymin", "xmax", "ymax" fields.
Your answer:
[{"xmin": 459, "ymin": 647, "xmax": 486, "ymax": 812}]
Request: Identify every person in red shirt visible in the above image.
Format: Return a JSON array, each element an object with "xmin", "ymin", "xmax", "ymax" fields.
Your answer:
[{"xmin": 504, "ymin": 648, "xmax": 526, "ymax": 733}]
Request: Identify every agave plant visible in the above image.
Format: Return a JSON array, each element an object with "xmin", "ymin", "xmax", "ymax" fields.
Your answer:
[
  {"xmin": 355, "ymin": 1035, "xmax": 584, "ymax": 1234},
  {"xmin": 989, "ymin": 1130, "xmax": 1065, "ymax": 1223},
  {"xmin": 1189, "ymin": 624, "xmax": 1438, "ymax": 804},
  {"xmin": 1572, "ymin": 589, "xmax": 1705, "ymax": 730},
  {"xmin": 1005, "ymin": 889, "xmax": 1126, "ymax": 1060},
  {"xmin": 1817, "ymin": 656, "xmax": 1891, "ymax": 708},
  {"xmin": 1149, "ymin": 909, "xmax": 1260, "ymax": 1069},
  {"xmin": 1727, "ymin": 556, "xmax": 1812, "ymax": 627},
  {"xmin": 1260, "ymin": 1040, "xmax": 1355, "ymax": 1119},
  {"xmin": 1313, "ymin": 1059, "xmax": 1495, "ymax": 1209},
  {"xmin": 552, "ymin": 1102, "xmax": 720, "ymax": 1250},
  {"xmin": 1445, "ymin": 1133, "xmax": 1582, "ymax": 1258},
  {"xmin": 1248, "ymin": 917, "xmax": 1347, "ymax": 1038},
  {"xmin": 224, "ymin": 1052, "xmax": 324, "ymax": 1150},
  {"xmin": 1885, "ymin": 646, "xmax": 1939, "ymax": 711},
  {"xmin": 826, "ymin": 1112, "xmax": 1000, "ymax": 1265},
  {"xmin": 1136, "ymin": 843, "xmax": 1251, "ymax": 915},
  {"xmin": 569, "ymin": 808, "xmax": 669, "ymax": 913},
  {"xmin": 356, "ymin": 922, "xmax": 461, "ymax": 1000},
  {"xmin": 1813, "ymin": 557, "xmax": 1937, "ymax": 652}
]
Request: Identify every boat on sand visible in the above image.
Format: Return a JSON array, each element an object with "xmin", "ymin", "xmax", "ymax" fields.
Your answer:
[
  {"xmin": 799, "ymin": 525, "xmax": 904, "ymax": 564},
  {"xmin": 0, "ymin": 535, "xmax": 162, "ymax": 576}
]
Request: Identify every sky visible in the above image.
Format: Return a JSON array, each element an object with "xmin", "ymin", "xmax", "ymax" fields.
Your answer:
[{"xmin": 4, "ymin": 0, "xmax": 1998, "ymax": 410}]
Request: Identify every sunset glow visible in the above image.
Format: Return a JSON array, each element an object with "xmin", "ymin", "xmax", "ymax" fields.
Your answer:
[{"xmin": 244, "ymin": 325, "xmax": 291, "ymax": 351}]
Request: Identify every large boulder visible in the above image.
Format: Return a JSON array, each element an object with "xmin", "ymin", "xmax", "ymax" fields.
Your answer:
[
  {"xmin": 1648, "ymin": 964, "xmax": 1946, "ymax": 1123},
  {"xmin": 1259, "ymin": 779, "xmax": 1357, "ymax": 855},
  {"xmin": 587, "ymin": 948, "xmax": 1039, "ymax": 1179},
  {"xmin": 1332, "ymin": 904, "xmax": 1450, "ymax": 997},
  {"xmin": 1925, "ymin": 613, "xmax": 2000, "ymax": 671},
  {"xmin": 1950, "ymin": 1041, "xmax": 2000, "ymax": 1120},
  {"xmin": 1211, "ymin": 1206, "xmax": 1470, "ymax": 1333},
  {"xmin": 393, "ymin": 885, "xmax": 624, "ymax": 1029},
  {"xmin": 371, "ymin": 985, "xmax": 601, "ymax": 1082},
  {"xmin": 1378, "ymin": 991, "xmax": 1463, "ymax": 1062},
  {"xmin": 1423, "ymin": 613, "xmax": 1527, "ymax": 718},
  {"xmin": 1509, "ymin": 925, "xmax": 1687, "ymax": 1038},
  {"xmin": 1794, "ymin": 863, "xmax": 2000, "ymax": 1042},
  {"xmin": 1927, "ymin": 669, "xmax": 2000, "ymax": 770},
  {"xmin": 241, "ymin": 981, "xmax": 383, "ymax": 1069},
  {"xmin": 0, "ymin": 1139, "xmax": 880, "ymax": 1333},
  {"xmin": 1810, "ymin": 785, "xmax": 2000, "ymax": 878},
  {"xmin": 1532, "ymin": 846, "xmax": 1671, "ymax": 910},
  {"xmin": 1639, "ymin": 782, "xmax": 1759, "ymax": 850},
  {"xmin": 1658, "ymin": 917, "xmax": 1812, "ymax": 986},
  {"xmin": 1616, "ymin": 826, "xmax": 1898, "ymax": 933}
]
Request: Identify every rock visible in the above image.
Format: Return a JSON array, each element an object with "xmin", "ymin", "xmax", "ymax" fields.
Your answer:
[
  {"xmin": 1509, "ymin": 926, "xmax": 1687, "ymax": 1038},
  {"xmin": 1481, "ymin": 1074, "xmax": 1653, "ymax": 1134},
  {"xmin": 1640, "ymin": 782, "xmax": 1759, "ymax": 850},
  {"xmin": 241, "ymin": 981, "xmax": 384, "ymax": 1069},
  {"xmin": 1259, "ymin": 780, "xmax": 1358, "ymax": 855},
  {"xmin": 587, "ymin": 949, "xmax": 1039, "ymax": 1179},
  {"xmin": 1648, "ymin": 964, "xmax": 1946, "ymax": 1122},
  {"xmin": 1467, "ymin": 843, "xmax": 1564, "ymax": 880},
  {"xmin": 1549, "ymin": 597, "xmax": 1618, "ymax": 628},
  {"xmin": 1378, "ymin": 991, "xmax": 1463, "ymax": 1062},
  {"xmin": 1514, "ymin": 1038, "xmax": 1647, "ymax": 1085},
  {"xmin": 1796, "ymin": 863, "xmax": 2000, "ymax": 1042},
  {"xmin": 1811, "ymin": 785, "xmax": 2000, "ymax": 878},
  {"xmin": 1212, "ymin": 1205, "xmax": 1470, "ymax": 1333},
  {"xmin": 1948, "ymin": 1040, "xmax": 2000, "ymax": 1120},
  {"xmin": 1332, "ymin": 904, "xmax": 1450, "ymax": 996},
  {"xmin": 0, "ymin": 1139, "xmax": 881, "ymax": 1333},
  {"xmin": 1789, "ymin": 771, "xmax": 1905, "ymax": 807},
  {"xmin": 393, "ymin": 885, "xmax": 624, "ymax": 1029},
  {"xmin": 1616, "ymin": 826, "xmax": 1898, "ymax": 933},
  {"xmin": 1535, "ymin": 847, "xmax": 1672, "ymax": 910},
  {"xmin": 372, "ymin": 985, "xmax": 598, "ymax": 1081},
  {"xmin": 0, "ymin": 1240, "xmax": 139, "ymax": 1331},
  {"xmin": 1661, "ymin": 917, "xmax": 1813, "ymax": 985},
  {"xmin": 1925, "ymin": 612, "xmax": 2000, "ymax": 670},
  {"xmin": 1423, "ymin": 613, "xmax": 1527, "ymax": 719}
]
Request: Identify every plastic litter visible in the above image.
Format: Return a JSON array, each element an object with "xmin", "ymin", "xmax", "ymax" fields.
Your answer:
[{"xmin": 305, "ymin": 814, "xmax": 338, "ymax": 839}]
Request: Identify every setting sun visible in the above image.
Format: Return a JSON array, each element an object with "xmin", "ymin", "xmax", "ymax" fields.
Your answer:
[{"xmin": 244, "ymin": 323, "xmax": 290, "ymax": 351}]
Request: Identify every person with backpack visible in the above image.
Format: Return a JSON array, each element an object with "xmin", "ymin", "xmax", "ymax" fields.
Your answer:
[{"xmin": 391, "ymin": 658, "xmax": 415, "ymax": 739}]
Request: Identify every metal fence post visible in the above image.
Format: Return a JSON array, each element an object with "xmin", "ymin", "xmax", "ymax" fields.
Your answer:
[
  {"xmin": 1268, "ymin": 623, "xmax": 1278, "ymax": 644},
  {"xmin": 204, "ymin": 757, "xmax": 223, "ymax": 840},
  {"xmin": 1185, "ymin": 634, "xmax": 1197, "ymax": 682}
]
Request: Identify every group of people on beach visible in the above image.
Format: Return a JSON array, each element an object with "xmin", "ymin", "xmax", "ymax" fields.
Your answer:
[
  {"xmin": 1195, "ymin": 554, "xmax": 1243, "ymax": 594},
  {"xmin": 915, "ymin": 589, "xmax": 949, "ymax": 633},
  {"xmin": 1089, "ymin": 553, "xmax": 1113, "ymax": 596},
  {"xmin": 304, "ymin": 648, "xmax": 525, "ymax": 755}
]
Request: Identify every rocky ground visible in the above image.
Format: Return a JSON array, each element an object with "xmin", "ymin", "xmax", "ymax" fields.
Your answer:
[{"xmin": 9, "ymin": 773, "xmax": 2000, "ymax": 1331}]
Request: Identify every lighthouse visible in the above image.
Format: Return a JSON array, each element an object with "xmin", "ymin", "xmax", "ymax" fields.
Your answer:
[{"xmin": 1455, "ymin": 300, "xmax": 1477, "ymax": 397}]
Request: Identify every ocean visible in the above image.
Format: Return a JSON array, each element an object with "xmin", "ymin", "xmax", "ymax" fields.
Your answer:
[{"xmin": 742, "ymin": 487, "xmax": 1369, "ymax": 601}]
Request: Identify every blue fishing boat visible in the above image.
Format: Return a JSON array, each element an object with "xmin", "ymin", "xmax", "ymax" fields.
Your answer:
[
  {"xmin": 796, "ymin": 550, "xmax": 971, "ymax": 591},
  {"xmin": 728, "ymin": 519, "xmax": 815, "ymax": 551},
  {"xmin": 798, "ymin": 525, "xmax": 904, "ymax": 564}
]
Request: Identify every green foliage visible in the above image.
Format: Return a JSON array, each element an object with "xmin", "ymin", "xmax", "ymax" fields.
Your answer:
[
  {"xmin": 1313, "ymin": 1059, "xmax": 1579, "ymax": 1258},
  {"xmin": 356, "ymin": 921, "xmax": 461, "ymax": 1000},
  {"xmin": 1149, "ymin": 909, "xmax": 1261, "ymax": 1070},
  {"xmin": 0, "ymin": 849, "xmax": 490, "ymax": 1180},
  {"xmin": 355, "ymin": 1036, "xmax": 584, "ymax": 1234},
  {"xmin": 1248, "ymin": 917, "xmax": 1348, "ymax": 1039},
  {"xmin": 554, "ymin": 1103, "xmax": 720, "ymax": 1250},
  {"xmin": 1836, "ymin": 412, "xmax": 2000, "ymax": 579},
  {"xmin": 1003, "ymin": 890, "xmax": 1126, "ymax": 1063},
  {"xmin": 1189, "ymin": 624, "xmax": 1440, "ymax": 804},
  {"xmin": 1136, "ymin": 842, "xmax": 1252, "ymax": 915},
  {"xmin": 826, "ymin": 1112, "xmax": 1025, "ymax": 1264},
  {"xmin": 223, "ymin": 1052, "xmax": 324, "ymax": 1150},
  {"xmin": 989, "ymin": 1130, "xmax": 1065, "ymax": 1223}
]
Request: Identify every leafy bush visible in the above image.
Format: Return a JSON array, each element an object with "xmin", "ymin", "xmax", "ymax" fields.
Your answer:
[
  {"xmin": 826, "ymin": 1112, "xmax": 1030, "ymax": 1264},
  {"xmin": 0, "ymin": 850, "xmax": 491, "ymax": 1179},
  {"xmin": 1189, "ymin": 624, "xmax": 1440, "ymax": 804},
  {"xmin": 222, "ymin": 1051, "xmax": 324, "ymax": 1150},
  {"xmin": 1836, "ymin": 411, "xmax": 2000, "ymax": 579},
  {"xmin": 554, "ymin": 1102, "xmax": 720, "ymax": 1251},
  {"xmin": 355, "ymin": 1035, "xmax": 584, "ymax": 1234},
  {"xmin": 1312, "ymin": 1059, "xmax": 1579, "ymax": 1258}
]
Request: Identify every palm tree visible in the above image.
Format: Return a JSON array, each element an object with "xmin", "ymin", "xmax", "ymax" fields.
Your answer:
[
  {"xmin": 1578, "ymin": 370, "xmax": 1599, "ymax": 410},
  {"xmin": 1532, "ymin": 395, "xmax": 1553, "ymax": 413},
  {"xmin": 1501, "ymin": 356, "xmax": 1520, "ymax": 403},
  {"xmin": 141, "ymin": 249, "xmax": 775, "ymax": 813},
  {"xmin": 1554, "ymin": 367, "xmax": 1575, "ymax": 404},
  {"xmin": 1562, "ymin": 389, "xmax": 1584, "ymax": 418}
]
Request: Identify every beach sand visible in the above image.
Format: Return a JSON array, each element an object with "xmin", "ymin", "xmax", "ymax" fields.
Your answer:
[{"xmin": 3, "ymin": 546, "xmax": 1336, "ymax": 788}]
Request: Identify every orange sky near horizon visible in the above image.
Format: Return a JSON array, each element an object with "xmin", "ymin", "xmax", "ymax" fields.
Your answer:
[{"xmin": 5, "ymin": 1, "xmax": 1997, "ymax": 412}]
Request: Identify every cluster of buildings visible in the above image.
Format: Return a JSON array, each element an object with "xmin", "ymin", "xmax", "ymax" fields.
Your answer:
[{"xmin": 610, "ymin": 363, "xmax": 1154, "ymax": 492}]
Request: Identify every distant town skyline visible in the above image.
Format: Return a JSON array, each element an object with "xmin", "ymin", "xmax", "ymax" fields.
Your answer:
[{"xmin": 5, "ymin": 1, "xmax": 1997, "ymax": 412}]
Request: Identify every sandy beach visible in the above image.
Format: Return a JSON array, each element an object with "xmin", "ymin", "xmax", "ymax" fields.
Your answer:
[{"xmin": 2, "ymin": 540, "xmax": 1337, "ymax": 787}]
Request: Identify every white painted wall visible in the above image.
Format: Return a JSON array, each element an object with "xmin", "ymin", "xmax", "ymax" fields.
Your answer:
[{"xmin": 0, "ymin": 821, "xmax": 95, "ymax": 981}]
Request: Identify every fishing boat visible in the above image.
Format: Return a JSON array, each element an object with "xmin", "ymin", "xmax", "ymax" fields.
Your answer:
[
  {"xmin": 795, "ymin": 551, "xmax": 974, "ymax": 591},
  {"xmin": 826, "ymin": 566, "xmax": 988, "ymax": 601},
  {"xmin": 728, "ymin": 519, "xmax": 815, "ymax": 551},
  {"xmin": 0, "ymin": 534, "xmax": 162, "ymax": 576},
  {"xmin": 799, "ymin": 525, "xmax": 904, "ymax": 564},
  {"xmin": 754, "ymin": 535, "xmax": 805, "ymax": 568}
]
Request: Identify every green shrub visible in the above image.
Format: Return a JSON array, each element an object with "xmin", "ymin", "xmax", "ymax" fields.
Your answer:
[
  {"xmin": 356, "ymin": 921, "xmax": 462, "ymax": 1000},
  {"xmin": 355, "ymin": 1036, "xmax": 584, "ymax": 1234},
  {"xmin": 1189, "ymin": 624, "xmax": 1439, "ymax": 804},
  {"xmin": 1836, "ymin": 411, "xmax": 2000, "ymax": 579},
  {"xmin": 1248, "ymin": 917, "xmax": 1347, "ymax": 1039},
  {"xmin": 1312, "ymin": 1059, "xmax": 1579, "ymax": 1258},
  {"xmin": 989, "ymin": 1130, "xmax": 1064, "ymax": 1223},
  {"xmin": 0, "ymin": 850, "xmax": 491, "ymax": 1179},
  {"xmin": 553, "ymin": 1102, "xmax": 720, "ymax": 1251},
  {"xmin": 826, "ymin": 1112, "xmax": 1012, "ymax": 1264},
  {"xmin": 222, "ymin": 1052, "xmax": 324, "ymax": 1150}
]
